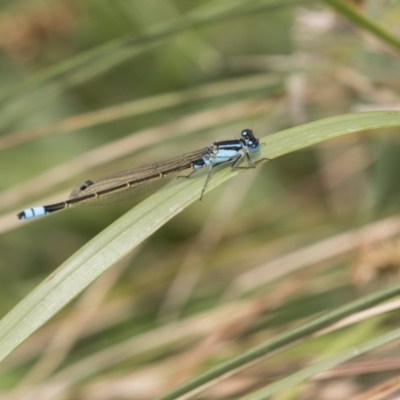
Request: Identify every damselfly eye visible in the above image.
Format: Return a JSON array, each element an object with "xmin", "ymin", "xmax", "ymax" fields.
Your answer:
[{"xmin": 241, "ymin": 129, "xmax": 252, "ymax": 138}]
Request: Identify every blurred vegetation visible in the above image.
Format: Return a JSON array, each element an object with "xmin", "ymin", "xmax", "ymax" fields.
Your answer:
[{"xmin": 2, "ymin": 0, "xmax": 400, "ymax": 399}]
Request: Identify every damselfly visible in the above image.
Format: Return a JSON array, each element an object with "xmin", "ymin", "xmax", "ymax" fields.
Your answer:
[{"xmin": 17, "ymin": 129, "xmax": 261, "ymax": 220}]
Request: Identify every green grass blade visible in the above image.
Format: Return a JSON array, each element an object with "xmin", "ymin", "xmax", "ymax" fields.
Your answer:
[
  {"xmin": 1, "ymin": 111, "xmax": 400, "ymax": 367},
  {"xmin": 157, "ymin": 285, "xmax": 400, "ymax": 400},
  {"xmin": 323, "ymin": 0, "xmax": 400, "ymax": 55},
  {"xmin": 240, "ymin": 325, "xmax": 400, "ymax": 399}
]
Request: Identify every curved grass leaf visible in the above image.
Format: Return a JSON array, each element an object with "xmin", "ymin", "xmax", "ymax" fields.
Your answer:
[
  {"xmin": 323, "ymin": 0, "xmax": 400, "ymax": 55},
  {"xmin": 158, "ymin": 284, "xmax": 400, "ymax": 400},
  {"xmin": 0, "ymin": 111, "xmax": 400, "ymax": 369},
  {"xmin": 240, "ymin": 324, "xmax": 400, "ymax": 399}
]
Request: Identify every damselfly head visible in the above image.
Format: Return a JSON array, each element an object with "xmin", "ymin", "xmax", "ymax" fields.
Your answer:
[{"xmin": 241, "ymin": 129, "xmax": 260, "ymax": 153}]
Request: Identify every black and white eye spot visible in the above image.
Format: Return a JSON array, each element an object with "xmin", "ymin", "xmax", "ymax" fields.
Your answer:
[{"xmin": 241, "ymin": 128, "xmax": 254, "ymax": 139}]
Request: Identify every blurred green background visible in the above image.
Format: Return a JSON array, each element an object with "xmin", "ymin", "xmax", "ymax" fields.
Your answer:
[{"xmin": 2, "ymin": 0, "xmax": 400, "ymax": 399}]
